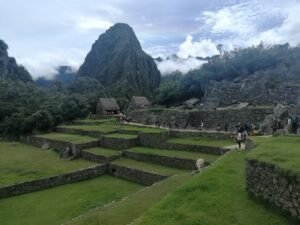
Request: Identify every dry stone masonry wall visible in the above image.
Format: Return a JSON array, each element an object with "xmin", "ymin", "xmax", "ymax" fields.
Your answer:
[{"xmin": 246, "ymin": 159, "xmax": 300, "ymax": 221}]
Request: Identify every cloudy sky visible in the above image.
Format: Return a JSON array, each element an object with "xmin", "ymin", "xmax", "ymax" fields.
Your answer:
[{"xmin": 1, "ymin": 0, "xmax": 300, "ymax": 77}]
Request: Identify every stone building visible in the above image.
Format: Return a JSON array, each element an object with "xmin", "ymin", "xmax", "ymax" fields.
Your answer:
[
  {"xmin": 127, "ymin": 96, "xmax": 151, "ymax": 111},
  {"xmin": 96, "ymin": 98, "xmax": 120, "ymax": 115}
]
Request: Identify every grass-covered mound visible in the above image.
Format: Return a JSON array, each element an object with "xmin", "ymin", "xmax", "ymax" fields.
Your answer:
[
  {"xmin": 127, "ymin": 147, "xmax": 219, "ymax": 162},
  {"xmin": 35, "ymin": 133, "xmax": 98, "ymax": 144},
  {"xmin": 0, "ymin": 176, "xmax": 142, "ymax": 225},
  {"xmin": 132, "ymin": 151, "xmax": 296, "ymax": 225},
  {"xmin": 167, "ymin": 136, "xmax": 234, "ymax": 147},
  {"xmin": 247, "ymin": 136, "xmax": 300, "ymax": 176},
  {"xmin": 0, "ymin": 142, "xmax": 97, "ymax": 186}
]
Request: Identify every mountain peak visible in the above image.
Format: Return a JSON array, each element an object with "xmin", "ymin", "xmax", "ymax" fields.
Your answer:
[{"xmin": 77, "ymin": 23, "xmax": 161, "ymax": 98}]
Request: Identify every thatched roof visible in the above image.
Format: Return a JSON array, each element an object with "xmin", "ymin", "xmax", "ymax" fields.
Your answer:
[
  {"xmin": 131, "ymin": 96, "xmax": 151, "ymax": 107},
  {"xmin": 99, "ymin": 98, "xmax": 120, "ymax": 111}
]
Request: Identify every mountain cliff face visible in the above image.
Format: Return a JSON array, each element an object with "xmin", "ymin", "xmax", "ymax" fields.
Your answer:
[
  {"xmin": 0, "ymin": 40, "xmax": 32, "ymax": 82},
  {"xmin": 77, "ymin": 23, "xmax": 161, "ymax": 98}
]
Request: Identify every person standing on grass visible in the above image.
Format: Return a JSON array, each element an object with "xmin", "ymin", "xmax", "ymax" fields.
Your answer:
[{"xmin": 236, "ymin": 132, "xmax": 242, "ymax": 149}]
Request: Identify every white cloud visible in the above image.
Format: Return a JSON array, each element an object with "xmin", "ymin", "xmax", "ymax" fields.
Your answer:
[
  {"xmin": 177, "ymin": 35, "xmax": 219, "ymax": 58},
  {"xmin": 76, "ymin": 16, "xmax": 113, "ymax": 31},
  {"xmin": 248, "ymin": 4, "xmax": 300, "ymax": 46},
  {"xmin": 18, "ymin": 49, "xmax": 85, "ymax": 79},
  {"xmin": 157, "ymin": 57, "xmax": 206, "ymax": 75}
]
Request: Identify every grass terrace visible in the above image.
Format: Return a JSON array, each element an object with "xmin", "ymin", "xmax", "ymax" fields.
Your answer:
[
  {"xmin": 60, "ymin": 124, "xmax": 117, "ymax": 133},
  {"xmin": 104, "ymin": 133, "xmax": 138, "ymax": 139},
  {"xmin": 61, "ymin": 123, "xmax": 163, "ymax": 134},
  {"xmin": 112, "ymin": 158, "xmax": 188, "ymax": 176},
  {"xmin": 0, "ymin": 142, "xmax": 97, "ymax": 187},
  {"xmin": 35, "ymin": 133, "xmax": 98, "ymax": 144},
  {"xmin": 0, "ymin": 176, "xmax": 142, "ymax": 225},
  {"xmin": 84, "ymin": 147, "xmax": 122, "ymax": 157},
  {"xmin": 132, "ymin": 151, "xmax": 297, "ymax": 225},
  {"xmin": 127, "ymin": 147, "xmax": 219, "ymax": 162},
  {"xmin": 167, "ymin": 136, "xmax": 234, "ymax": 148},
  {"xmin": 247, "ymin": 136, "xmax": 300, "ymax": 176},
  {"xmin": 66, "ymin": 174, "xmax": 192, "ymax": 225}
]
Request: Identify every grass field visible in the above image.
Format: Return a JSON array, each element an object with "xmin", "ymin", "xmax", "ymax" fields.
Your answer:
[
  {"xmin": 84, "ymin": 147, "xmax": 122, "ymax": 157},
  {"xmin": 167, "ymin": 136, "xmax": 234, "ymax": 147},
  {"xmin": 112, "ymin": 158, "xmax": 188, "ymax": 176},
  {"xmin": 0, "ymin": 176, "xmax": 142, "ymax": 225},
  {"xmin": 0, "ymin": 142, "xmax": 97, "ymax": 186},
  {"xmin": 247, "ymin": 136, "xmax": 300, "ymax": 176},
  {"xmin": 104, "ymin": 133, "xmax": 138, "ymax": 139},
  {"xmin": 66, "ymin": 174, "xmax": 192, "ymax": 225},
  {"xmin": 132, "ymin": 151, "xmax": 297, "ymax": 225},
  {"xmin": 35, "ymin": 133, "xmax": 98, "ymax": 144},
  {"xmin": 127, "ymin": 147, "xmax": 219, "ymax": 162}
]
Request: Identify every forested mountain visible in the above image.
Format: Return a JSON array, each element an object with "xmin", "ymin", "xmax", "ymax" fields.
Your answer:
[
  {"xmin": 0, "ymin": 40, "xmax": 32, "ymax": 82},
  {"xmin": 77, "ymin": 23, "xmax": 161, "ymax": 100},
  {"xmin": 155, "ymin": 43, "xmax": 300, "ymax": 106}
]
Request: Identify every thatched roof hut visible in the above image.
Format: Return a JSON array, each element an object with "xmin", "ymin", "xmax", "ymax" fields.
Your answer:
[
  {"xmin": 96, "ymin": 98, "xmax": 120, "ymax": 115},
  {"xmin": 127, "ymin": 96, "xmax": 151, "ymax": 111}
]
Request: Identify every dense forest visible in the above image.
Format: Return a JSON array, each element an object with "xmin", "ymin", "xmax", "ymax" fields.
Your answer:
[{"xmin": 154, "ymin": 43, "xmax": 300, "ymax": 105}]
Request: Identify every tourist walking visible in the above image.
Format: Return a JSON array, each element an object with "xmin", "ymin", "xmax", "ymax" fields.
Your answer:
[{"xmin": 236, "ymin": 132, "xmax": 242, "ymax": 149}]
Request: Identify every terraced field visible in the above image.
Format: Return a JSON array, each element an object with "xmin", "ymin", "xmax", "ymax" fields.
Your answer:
[
  {"xmin": 1, "ymin": 118, "xmax": 294, "ymax": 225},
  {"xmin": 0, "ymin": 142, "xmax": 97, "ymax": 186}
]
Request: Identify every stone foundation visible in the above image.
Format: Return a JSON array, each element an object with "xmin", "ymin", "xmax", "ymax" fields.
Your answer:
[
  {"xmin": 246, "ymin": 159, "xmax": 300, "ymax": 220},
  {"xmin": 107, "ymin": 164, "xmax": 167, "ymax": 186},
  {"xmin": 0, "ymin": 165, "xmax": 107, "ymax": 199}
]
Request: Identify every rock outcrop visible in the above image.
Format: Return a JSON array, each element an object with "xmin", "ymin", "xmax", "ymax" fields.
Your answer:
[
  {"xmin": 0, "ymin": 40, "xmax": 32, "ymax": 82},
  {"xmin": 77, "ymin": 23, "xmax": 161, "ymax": 98}
]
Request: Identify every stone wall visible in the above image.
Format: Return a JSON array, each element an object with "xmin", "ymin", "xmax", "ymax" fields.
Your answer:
[
  {"xmin": 80, "ymin": 150, "xmax": 120, "ymax": 163},
  {"xmin": 0, "ymin": 165, "xmax": 107, "ymax": 199},
  {"xmin": 129, "ymin": 108, "xmax": 274, "ymax": 130},
  {"xmin": 170, "ymin": 130, "xmax": 233, "ymax": 140},
  {"xmin": 107, "ymin": 164, "xmax": 167, "ymax": 186},
  {"xmin": 246, "ymin": 159, "xmax": 300, "ymax": 220},
  {"xmin": 100, "ymin": 136, "xmax": 137, "ymax": 150},
  {"xmin": 123, "ymin": 151, "xmax": 208, "ymax": 170},
  {"xmin": 26, "ymin": 136, "xmax": 100, "ymax": 155},
  {"xmin": 137, "ymin": 132, "xmax": 228, "ymax": 155}
]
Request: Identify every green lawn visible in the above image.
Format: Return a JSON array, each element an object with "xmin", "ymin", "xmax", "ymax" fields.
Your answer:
[
  {"xmin": 0, "ymin": 142, "xmax": 97, "ymax": 186},
  {"xmin": 0, "ymin": 176, "xmax": 142, "ymax": 225},
  {"xmin": 132, "ymin": 151, "xmax": 296, "ymax": 225},
  {"xmin": 167, "ymin": 136, "xmax": 234, "ymax": 147},
  {"xmin": 112, "ymin": 158, "xmax": 188, "ymax": 176},
  {"xmin": 247, "ymin": 136, "xmax": 300, "ymax": 176},
  {"xmin": 84, "ymin": 147, "xmax": 122, "ymax": 157},
  {"xmin": 35, "ymin": 133, "xmax": 98, "ymax": 144},
  {"xmin": 66, "ymin": 174, "xmax": 192, "ymax": 225},
  {"xmin": 127, "ymin": 147, "xmax": 219, "ymax": 162},
  {"xmin": 104, "ymin": 133, "xmax": 138, "ymax": 139}
]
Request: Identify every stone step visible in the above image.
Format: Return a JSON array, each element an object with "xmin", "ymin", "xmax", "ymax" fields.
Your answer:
[
  {"xmin": 81, "ymin": 147, "xmax": 122, "ymax": 163},
  {"xmin": 123, "ymin": 147, "xmax": 217, "ymax": 170},
  {"xmin": 110, "ymin": 158, "xmax": 187, "ymax": 177}
]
